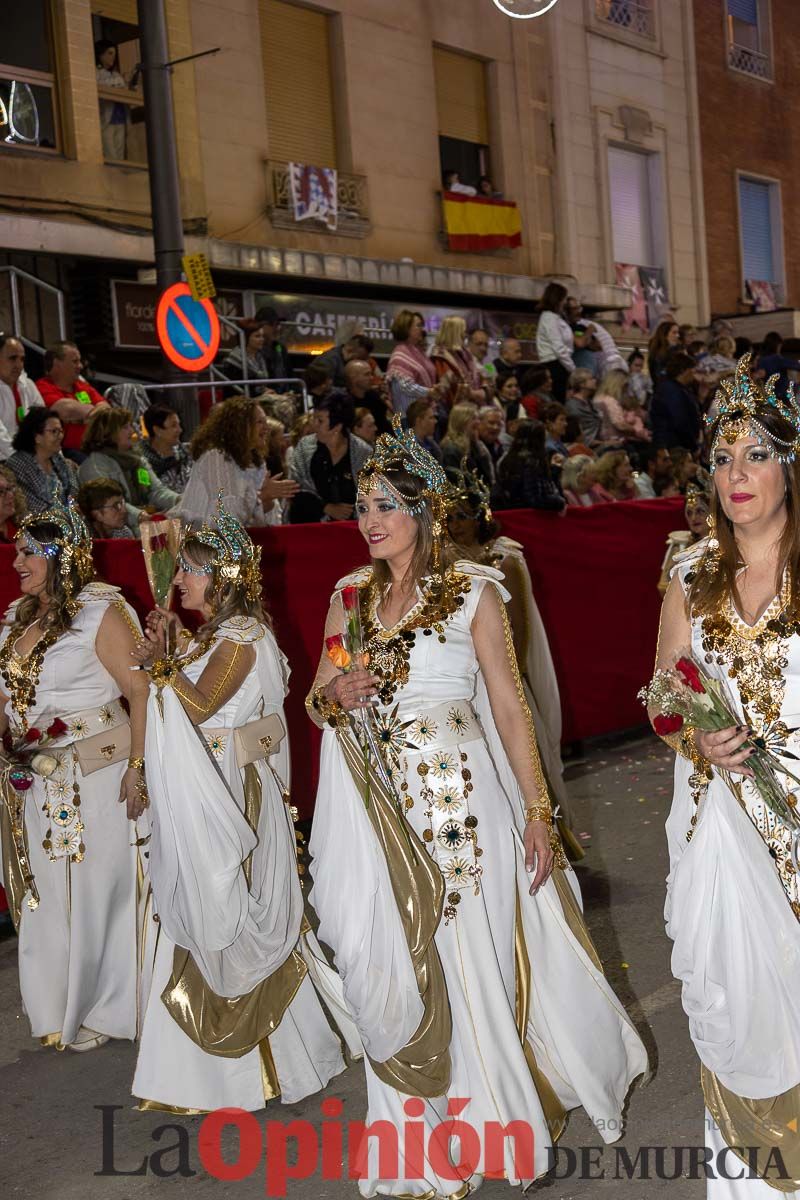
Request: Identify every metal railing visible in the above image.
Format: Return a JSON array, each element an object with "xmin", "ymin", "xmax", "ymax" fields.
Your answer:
[
  {"xmin": 728, "ymin": 42, "xmax": 771, "ymax": 79},
  {"xmin": 595, "ymin": 0, "xmax": 655, "ymax": 39},
  {"xmin": 0, "ymin": 265, "xmax": 67, "ymax": 353},
  {"xmin": 126, "ymin": 376, "xmax": 311, "ymax": 413}
]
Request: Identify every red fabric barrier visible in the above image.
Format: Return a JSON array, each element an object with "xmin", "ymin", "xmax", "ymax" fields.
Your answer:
[{"xmin": 0, "ymin": 499, "xmax": 682, "ymax": 915}]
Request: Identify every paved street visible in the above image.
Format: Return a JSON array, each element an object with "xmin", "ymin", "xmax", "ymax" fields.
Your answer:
[{"xmin": 0, "ymin": 730, "xmax": 708, "ymax": 1200}]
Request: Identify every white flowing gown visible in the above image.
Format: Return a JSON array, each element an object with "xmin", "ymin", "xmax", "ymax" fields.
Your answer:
[
  {"xmin": 666, "ymin": 546, "xmax": 800, "ymax": 1197},
  {"xmin": 310, "ymin": 563, "xmax": 647, "ymax": 1196},
  {"xmin": 133, "ymin": 616, "xmax": 359, "ymax": 1112},
  {"xmin": 0, "ymin": 583, "xmax": 141, "ymax": 1048}
]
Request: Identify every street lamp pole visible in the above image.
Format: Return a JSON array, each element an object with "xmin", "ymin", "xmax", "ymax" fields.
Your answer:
[{"xmin": 137, "ymin": 0, "xmax": 198, "ymax": 426}]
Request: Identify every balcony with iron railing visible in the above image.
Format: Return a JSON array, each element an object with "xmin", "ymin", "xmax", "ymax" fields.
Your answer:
[
  {"xmin": 265, "ymin": 161, "xmax": 371, "ymax": 238},
  {"xmin": 727, "ymin": 41, "xmax": 771, "ymax": 80},
  {"xmin": 595, "ymin": 0, "xmax": 655, "ymax": 40}
]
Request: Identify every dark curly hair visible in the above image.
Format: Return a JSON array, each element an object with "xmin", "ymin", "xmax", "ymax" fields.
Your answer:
[{"xmin": 190, "ymin": 396, "xmax": 263, "ymax": 470}]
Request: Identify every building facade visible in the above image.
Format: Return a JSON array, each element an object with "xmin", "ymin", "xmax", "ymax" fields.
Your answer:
[
  {"xmin": 1, "ymin": 0, "xmax": 711, "ymax": 376},
  {"xmin": 693, "ymin": 0, "xmax": 800, "ymax": 337},
  {"xmin": 546, "ymin": 0, "xmax": 708, "ymax": 334}
]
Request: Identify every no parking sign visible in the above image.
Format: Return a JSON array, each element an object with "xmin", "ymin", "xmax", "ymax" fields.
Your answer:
[{"xmin": 156, "ymin": 282, "xmax": 221, "ymax": 371}]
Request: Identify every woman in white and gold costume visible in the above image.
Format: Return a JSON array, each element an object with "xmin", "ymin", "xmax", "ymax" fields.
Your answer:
[
  {"xmin": 307, "ymin": 420, "xmax": 647, "ymax": 1196},
  {"xmin": 446, "ymin": 465, "xmax": 580, "ymax": 856},
  {"xmin": 657, "ymin": 477, "xmax": 713, "ymax": 595},
  {"xmin": 132, "ymin": 499, "xmax": 359, "ymax": 1113},
  {"xmin": 653, "ymin": 357, "xmax": 800, "ymax": 1195},
  {"xmin": 0, "ymin": 503, "xmax": 147, "ymax": 1052}
]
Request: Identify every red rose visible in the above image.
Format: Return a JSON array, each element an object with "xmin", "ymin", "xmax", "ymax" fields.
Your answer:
[
  {"xmin": 653, "ymin": 713, "xmax": 684, "ymax": 737},
  {"xmin": 341, "ymin": 585, "xmax": 360, "ymax": 614},
  {"xmin": 46, "ymin": 718, "xmax": 68, "ymax": 738},
  {"xmin": 675, "ymin": 657, "xmax": 705, "ymax": 694},
  {"xmin": 150, "ymin": 534, "xmax": 168, "ymax": 553},
  {"xmin": 24, "ymin": 727, "xmax": 42, "ymax": 744},
  {"xmin": 149, "ymin": 513, "xmax": 166, "ymax": 523},
  {"xmin": 325, "ymin": 634, "xmax": 345, "ymax": 651}
]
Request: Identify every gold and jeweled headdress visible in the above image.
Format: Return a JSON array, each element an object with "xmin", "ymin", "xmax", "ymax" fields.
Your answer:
[
  {"xmin": 178, "ymin": 494, "xmax": 262, "ymax": 603},
  {"xmin": 358, "ymin": 415, "xmax": 457, "ymax": 573},
  {"xmin": 357, "ymin": 414, "xmax": 452, "ymax": 515},
  {"xmin": 707, "ymin": 354, "xmax": 800, "ymax": 467},
  {"xmin": 19, "ymin": 501, "xmax": 95, "ymax": 614},
  {"xmin": 684, "ymin": 476, "xmax": 711, "ymax": 513},
  {"xmin": 448, "ymin": 457, "xmax": 493, "ymax": 523}
]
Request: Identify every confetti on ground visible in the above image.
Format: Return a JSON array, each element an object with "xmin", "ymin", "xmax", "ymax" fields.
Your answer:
[
  {"xmin": 620, "ymin": 962, "xmax": 630, "ymax": 969},
  {"xmin": 638, "ymin": 798, "xmax": 646, "ymax": 803}
]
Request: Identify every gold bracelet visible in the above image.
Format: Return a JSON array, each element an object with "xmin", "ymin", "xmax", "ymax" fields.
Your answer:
[
  {"xmin": 128, "ymin": 756, "xmax": 145, "ymax": 770},
  {"xmin": 307, "ymin": 686, "xmax": 347, "ymax": 728},
  {"xmin": 524, "ymin": 803, "xmax": 553, "ymax": 825}
]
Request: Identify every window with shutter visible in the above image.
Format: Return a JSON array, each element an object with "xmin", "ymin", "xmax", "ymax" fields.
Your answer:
[
  {"xmin": 607, "ymin": 146, "xmax": 654, "ymax": 267},
  {"xmin": 433, "ymin": 47, "xmax": 490, "ymax": 190},
  {"xmin": 433, "ymin": 48, "xmax": 489, "ymax": 145},
  {"xmin": 726, "ymin": 0, "xmax": 771, "ymax": 79},
  {"xmin": 739, "ymin": 177, "xmax": 776, "ymax": 282},
  {"xmin": 260, "ymin": 0, "xmax": 337, "ymax": 169}
]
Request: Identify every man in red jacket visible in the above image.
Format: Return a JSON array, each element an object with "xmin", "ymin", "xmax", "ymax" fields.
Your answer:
[{"xmin": 36, "ymin": 341, "xmax": 109, "ymax": 458}]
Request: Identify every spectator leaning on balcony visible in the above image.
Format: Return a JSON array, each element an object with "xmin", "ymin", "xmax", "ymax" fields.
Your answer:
[
  {"xmin": 6, "ymin": 408, "xmax": 78, "ymax": 513},
  {"xmin": 78, "ymin": 408, "xmax": 179, "ymax": 529},
  {"xmin": 95, "ymin": 40, "xmax": 136, "ymax": 161},
  {"xmin": 535, "ymin": 282, "xmax": 575, "ymax": 402},
  {"xmin": 288, "ymin": 391, "xmax": 371, "ymax": 524},
  {"xmin": 36, "ymin": 340, "xmax": 109, "ymax": 460},
  {"xmin": 0, "ymin": 333, "xmax": 43, "ymax": 458},
  {"xmin": 76, "ymin": 477, "xmax": 137, "ymax": 539},
  {"xmin": 140, "ymin": 404, "xmax": 193, "ymax": 493},
  {"xmin": 442, "ymin": 169, "xmax": 476, "ymax": 196}
]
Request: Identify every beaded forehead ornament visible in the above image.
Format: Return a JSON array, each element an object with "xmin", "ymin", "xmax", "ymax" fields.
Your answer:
[
  {"xmin": 19, "ymin": 500, "xmax": 94, "ymax": 613},
  {"xmin": 178, "ymin": 494, "xmax": 262, "ymax": 603},
  {"xmin": 707, "ymin": 353, "xmax": 800, "ymax": 469},
  {"xmin": 357, "ymin": 414, "xmax": 452, "ymax": 515}
]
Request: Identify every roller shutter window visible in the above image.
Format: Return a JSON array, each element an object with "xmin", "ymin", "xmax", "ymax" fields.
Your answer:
[
  {"xmin": 91, "ymin": 1, "xmax": 139, "ymax": 23},
  {"xmin": 608, "ymin": 145, "xmax": 654, "ymax": 267},
  {"xmin": 260, "ymin": 0, "xmax": 337, "ymax": 168},
  {"xmin": 739, "ymin": 177, "xmax": 775, "ymax": 282},
  {"xmin": 727, "ymin": 0, "xmax": 760, "ymax": 50},
  {"xmin": 433, "ymin": 47, "xmax": 488, "ymax": 145}
]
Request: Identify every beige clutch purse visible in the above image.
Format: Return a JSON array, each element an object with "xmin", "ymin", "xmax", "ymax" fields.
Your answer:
[
  {"xmin": 233, "ymin": 713, "xmax": 285, "ymax": 769},
  {"xmin": 74, "ymin": 723, "xmax": 132, "ymax": 776}
]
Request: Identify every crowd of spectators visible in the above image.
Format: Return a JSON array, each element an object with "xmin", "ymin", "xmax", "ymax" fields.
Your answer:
[{"xmin": 0, "ymin": 297, "xmax": 792, "ymax": 540}]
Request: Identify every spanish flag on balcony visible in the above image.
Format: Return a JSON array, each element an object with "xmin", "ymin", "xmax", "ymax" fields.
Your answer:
[{"xmin": 442, "ymin": 192, "xmax": 523, "ymax": 252}]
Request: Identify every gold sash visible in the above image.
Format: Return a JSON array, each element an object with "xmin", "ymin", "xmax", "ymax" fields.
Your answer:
[{"xmin": 338, "ymin": 723, "xmax": 452, "ymax": 1098}]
